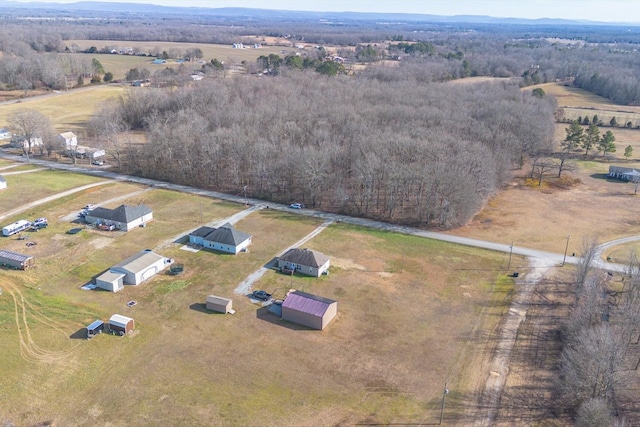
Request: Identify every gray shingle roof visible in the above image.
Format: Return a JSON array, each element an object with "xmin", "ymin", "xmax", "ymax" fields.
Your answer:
[
  {"xmin": 89, "ymin": 204, "xmax": 152, "ymax": 223},
  {"xmin": 282, "ymin": 291, "xmax": 336, "ymax": 316},
  {"xmin": 191, "ymin": 223, "xmax": 251, "ymax": 246},
  {"xmin": 279, "ymin": 248, "xmax": 329, "ymax": 268}
]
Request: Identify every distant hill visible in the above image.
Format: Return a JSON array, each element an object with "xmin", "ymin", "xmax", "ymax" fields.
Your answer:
[{"xmin": 0, "ymin": 1, "xmax": 628, "ymax": 26}]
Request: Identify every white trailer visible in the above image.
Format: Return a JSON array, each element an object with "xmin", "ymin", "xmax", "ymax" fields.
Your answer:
[{"xmin": 2, "ymin": 220, "xmax": 32, "ymax": 236}]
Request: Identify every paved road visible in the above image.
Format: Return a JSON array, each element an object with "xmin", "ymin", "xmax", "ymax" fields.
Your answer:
[{"xmin": 0, "ymin": 151, "xmax": 629, "ymax": 272}]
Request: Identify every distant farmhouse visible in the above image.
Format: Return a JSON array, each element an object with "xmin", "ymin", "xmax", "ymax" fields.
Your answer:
[
  {"xmin": 95, "ymin": 250, "xmax": 169, "ymax": 291},
  {"xmin": 281, "ymin": 290, "xmax": 337, "ymax": 330},
  {"xmin": 189, "ymin": 223, "xmax": 252, "ymax": 255},
  {"xmin": 278, "ymin": 248, "xmax": 330, "ymax": 277},
  {"xmin": 609, "ymin": 166, "xmax": 640, "ymax": 181},
  {"xmin": 85, "ymin": 204, "xmax": 153, "ymax": 231},
  {"xmin": 10, "ymin": 135, "xmax": 42, "ymax": 151},
  {"xmin": 56, "ymin": 132, "xmax": 78, "ymax": 153}
]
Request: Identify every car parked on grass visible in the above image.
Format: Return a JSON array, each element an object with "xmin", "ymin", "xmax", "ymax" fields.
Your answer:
[
  {"xmin": 249, "ymin": 290, "xmax": 272, "ymax": 301},
  {"xmin": 289, "ymin": 203, "xmax": 304, "ymax": 209}
]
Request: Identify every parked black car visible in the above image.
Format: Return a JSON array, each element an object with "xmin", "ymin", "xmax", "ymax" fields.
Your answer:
[{"xmin": 250, "ymin": 290, "xmax": 272, "ymax": 301}]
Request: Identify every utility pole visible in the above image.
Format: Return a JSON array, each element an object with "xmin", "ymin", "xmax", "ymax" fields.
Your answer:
[
  {"xmin": 507, "ymin": 242, "xmax": 513, "ymax": 270},
  {"xmin": 243, "ymin": 185, "xmax": 248, "ymax": 206},
  {"xmin": 439, "ymin": 380, "xmax": 449, "ymax": 425},
  {"xmin": 562, "ymin": 234, "xmax": 570, "ymax": 267}
]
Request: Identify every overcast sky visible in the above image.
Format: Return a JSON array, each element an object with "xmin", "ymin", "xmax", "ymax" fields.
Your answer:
[{"xmin": 8, "ymin": 0, "xmax": 640, "ymax": 23}]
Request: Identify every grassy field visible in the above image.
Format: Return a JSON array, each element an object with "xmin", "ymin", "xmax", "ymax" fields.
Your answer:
[
  {"xmin": 0, "ymin": 166, "xmax": 512, "ymax": 426},
  {"xmin": 0, "ymin": 85, "xmax": 126, "ymax": 132},
  {"xmin": 64, "ymin": 40, "xmax": 288, "ymax": 79}
]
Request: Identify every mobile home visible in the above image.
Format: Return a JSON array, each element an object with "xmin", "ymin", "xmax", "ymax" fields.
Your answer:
[{"xmin": 2, "ymin": 220, "xmax": 32, "ymax": 236}]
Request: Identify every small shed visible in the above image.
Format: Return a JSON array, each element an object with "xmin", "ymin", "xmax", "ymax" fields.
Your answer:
[
  {"xmin": 0, "ymin": 249, "xmax": 34, "ymax": 270},
  {"xmin": 0, "ymin": 175, "xmax": 6, "ymax": 190},
  {"xmin": 206, "ymin": 295, "xmax": 233, "ymax": 314},
  {"xmin": 281, "ymin": 290, "xmax": 337, "ymax": 330},
  {"xmin": 95, "ymin": 270, "xmax": 125, "ymax": 292},
  {"xmin": 86, "ymin": 320, "xmax": 104, "ymax": 338},
  {"xmin": 108, "ymin": 314, "xmax": 134, "ymax": 336}
]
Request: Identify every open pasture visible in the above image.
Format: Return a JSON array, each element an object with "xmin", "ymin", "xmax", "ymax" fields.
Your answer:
[
  {"xmin": 0, "ymin": 85, "xmax": 125, "ymax": 132},
  {"xmin": 0, "ymin": 169, "xmax": 510, "ymax": 426}
]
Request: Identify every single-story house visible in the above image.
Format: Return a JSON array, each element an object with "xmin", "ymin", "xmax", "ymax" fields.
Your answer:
[
  {"xmin": 109, "ymin": 250, "xmax": 169, "ymax": 286},
  {"xmin": 206, "ymin": 295, "xmax": 233, "ymax": 314},
  {"xmin": 609, "ymin": 166, "xmax": 640, "ymax": 181},
  {"xmin": 95, "ymin": 270, "xmax": 125, "ymax": 292},
  {"xmin": 86, "ymin": 320, "xmax": 104, "ymax": 338},
  {"xmin": 10, "ymin": 135, "xmax": 43, "ymax": 150},
  {"xmin": 189, "ymin": 223, "xmax": 252, "ymax": 255},
  {"xmin": 85, "ymin": 204, "xmax": 153, "ymax": 231},
  {"xmin": 0, "ymin": 128, "xmax": 11, "ymax": 140},
  {"xmin": 55, "ymin": 131, "xmax": 78, "ymax": 152},
  {"xmin": 281, "ymin": 290, "xmax": 337, "ymax": 330},
  {"xmin": 0, "ymin": 175, "xmax": 6, "ymax": 190},
  {"xmin": 108, "ymin": 314, "xmax": 134, "ymax": 336},
  {"xmin": 277, "ymin": 248, "xmax": 330, "ymax": 277},
  {"xmin": 0, "ymin": 249, "xmax": 34, "ymax": 270}
]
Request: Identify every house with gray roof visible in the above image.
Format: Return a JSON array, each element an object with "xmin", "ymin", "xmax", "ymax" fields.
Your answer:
[
  {"xmin": 281, "ymin": 290, "xmax": 337, "ymax": 330},
  {"xmin": 277, "ymin": 248, "xmax": 330, "ymax": 277},
  {"xmin": 189, "ymin": 222, "xmax": 252, "ymax": 254},
  {"xmin": 85, "ymin": 204, "xmax": 153, "ymax": 231},
  {"xmin": 609, "ymin": 166, "xmax": 640, "ymax": 181}
]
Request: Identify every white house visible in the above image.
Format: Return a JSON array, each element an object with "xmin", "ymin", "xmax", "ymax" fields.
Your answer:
[
  {"xmin": 277, "ymin": 248, "xmax": 330, "ymax": 277},
  {"xmin": 189, "ymin": 223, "xmax": 252, "ymax": 255},
  {"xmin": 85, "ymin": 204, "xmax": 153, "ymax": 231},
  {"xmin": 109, "ymin": 250, "xmax": 169, "ymax": 286},
  {"xmin": 55, "ymin": 132, "xmax": 78, "ymax": 152},
  {"xmin": 0, "ymin": 129, "xmax": 11, "ymax": 140},
  {"xmin": 10, "ymin": 136, "xmax": 43, "ymax": 151},
  {"xmin": 0, "ymin": 175, "xmax": 6, "ymax": 190}
]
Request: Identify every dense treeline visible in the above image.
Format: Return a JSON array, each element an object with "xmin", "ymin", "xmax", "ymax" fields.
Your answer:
[{"xmin": 91, "ymin": 72, "xmax": 555, "ymax": 228}]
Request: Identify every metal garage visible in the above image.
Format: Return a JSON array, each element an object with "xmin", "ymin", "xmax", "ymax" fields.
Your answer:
[{"xmin": 281, "ymin": 290, "xmax": 338, "ymax": 330}]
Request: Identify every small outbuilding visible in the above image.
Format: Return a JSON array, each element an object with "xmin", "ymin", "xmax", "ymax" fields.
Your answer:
[
  {"xmin": 95, "ymin": 270, "xmax": 125, "ymax": 292},
  {"xmin": 0, "ymin": 175, "xmax": 6, "ymax": 190},
  {"xmin": 609, "ymin": 166, "xmax": 640, "ymax": 181},
  {"xmin": 281, "ymin": 290, "xmax": 337, "ymax": 330},
  {"xmin": 0, "ymin": 249, "xmax": 34, "ymax": 270},
  {"xmin": 277, "ymin": 248, "xmax": 330, "ymax": 277},
  {"xmin": 86, "ymin": 320, "xmax": 104, "ymax": 338},
  {"xmin": 205, "ymin": 295, "xmax": 233, "ymax": 314},
  {"xmin": 108, "ymin": 314, "xmax": 134, "ymax": 336},
  {"xmin": 0, "ymin": 128, "xmax": 11, "ymax": 140},
  {"xmin": 189, "ymin": 222, "xmax": 252, "ymax": 254}
]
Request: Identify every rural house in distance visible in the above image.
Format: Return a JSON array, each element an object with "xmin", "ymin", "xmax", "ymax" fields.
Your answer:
[
  {"xmin": 278, "ymin": 248, "xmax": 330, "ymax": 277},
  {"xmin": 281, "ymin": 290, "xmax": 337, "ymax": 330},
  {"xmin": 85, "ymin": 204, "xmax": 153, "ymax": 231},
  {"xmin": 55, "ymin": 131, "xmax": 78, "ymax": 153},
  {"xmin": 189, "ymin": 223, "xmax": 252, "ymax": 254},
  {"xmin": 609, "ymin": 165, "xmax": 640, "ymax": 181}
]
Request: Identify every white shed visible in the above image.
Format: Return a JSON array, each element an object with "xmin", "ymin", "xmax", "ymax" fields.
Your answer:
[
  {"xmin": 95, "ymin": 270, "xmax": 125, "ymax": 292},
  {"xmin": 110, "ymin": 250, "xmax": 168, "ymax": 285},
  {"xmin": 206, "ymin": 295, "xmax": 233, "ymax": 314}
]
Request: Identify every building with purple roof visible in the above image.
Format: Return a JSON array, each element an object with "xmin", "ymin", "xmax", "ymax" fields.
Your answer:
[{"xmin": 281, "ymin": 290, "xmax": 337, "ymax": 330}]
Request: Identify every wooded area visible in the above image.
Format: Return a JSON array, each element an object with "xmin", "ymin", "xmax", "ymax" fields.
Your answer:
[{"xmin": 89, "ymin": 73, "xmax": 555, "ymax": 227}]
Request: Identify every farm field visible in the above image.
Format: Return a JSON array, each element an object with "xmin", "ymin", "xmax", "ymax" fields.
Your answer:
[
  {"xmin": 0, "ymin": 85, "xmax": 126, "ymax": 132},
  {"xmin": 0, "ymin": 167, "xmax": 512, "ymax": 426},
  {"xmin": 64, "ymin": 40, "xmax": 290, "ymax": 78}
]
